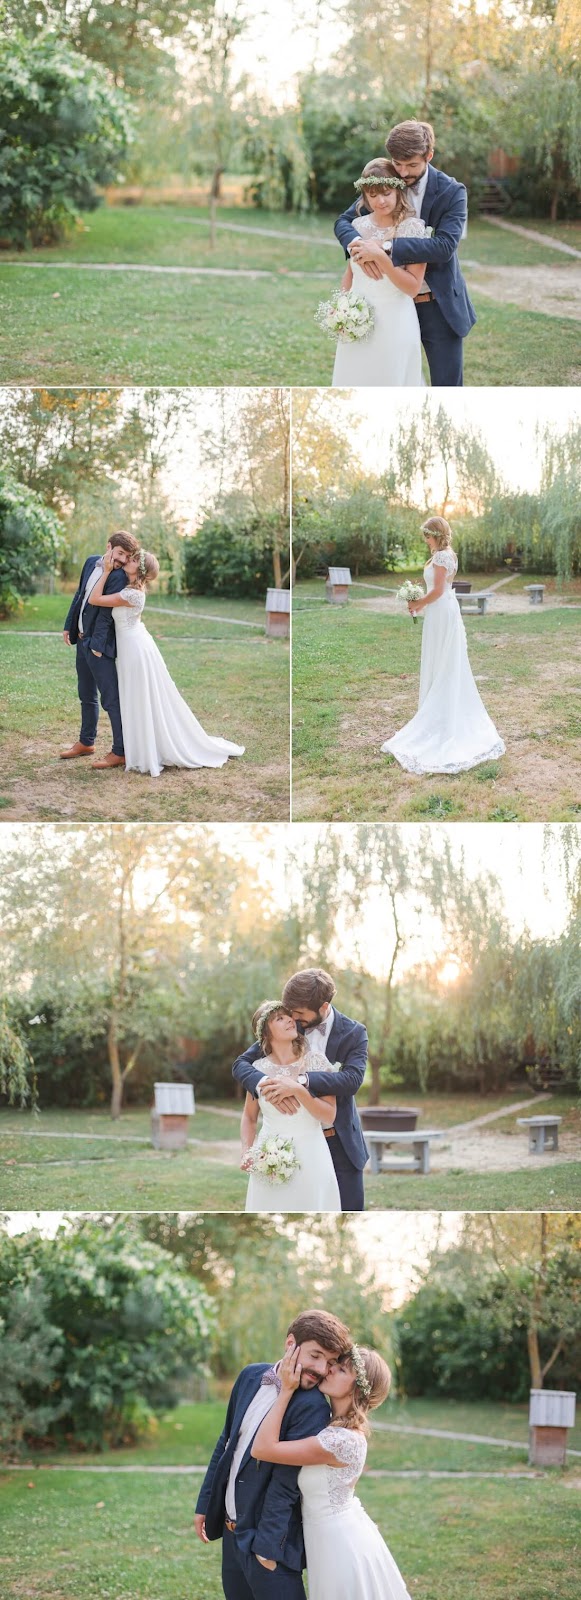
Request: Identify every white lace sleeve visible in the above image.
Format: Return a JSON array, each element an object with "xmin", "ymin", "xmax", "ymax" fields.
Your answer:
[
  {"xmin": 395, "ymin": 217, "xmax": 428, "ymax": 238},
  {"xmin": 432, "ymin": 549, "xmax": 458, "ymax": 576},
  {"xmin": 317, "ymin": 1426, "xmax": 367, "ymax": 1473},
  {"xmin": 306, "ymin": 1051, "xmax": 338, "ymax": 1071},
  {"xmin": 123, "ymin": 587, "xmax": 146, "ymax": 611}
]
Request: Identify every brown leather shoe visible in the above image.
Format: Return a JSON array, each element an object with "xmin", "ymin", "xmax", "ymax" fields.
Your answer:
[
  {"xmin": 60, "ymin": 742, "xmax": 95, "ymax": 759},
  {"xmin": 91, "ymin": 753, "xmax": 126, "ymax": 770}
]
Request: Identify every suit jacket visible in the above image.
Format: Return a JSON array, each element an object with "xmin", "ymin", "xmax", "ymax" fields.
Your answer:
[
  {"xmin": 64, "ymin": 556, "xmax": 128, "ymax": 659},
  {"xmin": 334, "ymin": 164, "xmax": 476, "ymax": 338},
  {"xmin": 232, "ymin": 1008, "xmax": 369, "ymax": 1171},
  {"xmin": 196, "ymin": 1363, "xmax": 330, "ymax": 1569}
]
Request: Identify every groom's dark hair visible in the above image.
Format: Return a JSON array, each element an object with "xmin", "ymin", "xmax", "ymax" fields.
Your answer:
[
  {"xmin": 386, "ymin": 120, "xmax": 435, "ymax": 161},
  {"xmin": 107, "ymin": 530, "xmax": 139, "ymax": 554},
  {"xmin": 282, "ymin": 968, "xmax": 336, "ymax": 1011},
  {"xmin": 287, "ymin": 1309, "xmax": 352, "ymax": 1357}
]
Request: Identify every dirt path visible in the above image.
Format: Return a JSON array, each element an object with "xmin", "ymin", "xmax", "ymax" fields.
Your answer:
[
  {"xmin": 0, "ymin": 1463, "xmax": 544, "ymax": 1478},
  {"xmin": 462, "ymin": 261, "xmax": 581, "ymax": 322},
  {"xmin": 355, "ymin": 589, "xmax": 579, "ymax": 616},
  {"xmin": 482, "ymin": 216, "xmax": 581, "ymax": 260}
]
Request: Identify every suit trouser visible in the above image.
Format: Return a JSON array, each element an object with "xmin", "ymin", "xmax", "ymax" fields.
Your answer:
[
  {"xmin": 416, "ymin": 298, "xmax": 465, "ymax": 387},
  {"xmin": 76, "ymin": 640, "xmax": 124, "ymax": 756},
  {"xmin": 222, "ymin": 1527, "xmax": 306, "ymax": 1600},
  {"xmin": 327, "ymin": 1134, "xmax": 365, "ymax": 1212}
]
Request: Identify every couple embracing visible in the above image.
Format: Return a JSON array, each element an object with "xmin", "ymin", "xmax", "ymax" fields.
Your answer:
[
  {"xmin": 332, "ymin": 117, "xmax": 476, "ymax": 387},
  {"xmin": 61, "ymin": 531, "xmax": 244, "ymax": 777},
  {"xmin": 233, "ymin": 968, "xmax": 368, "ymax": 1213},
  {"xmin": 195, "ymin": 1307, "xmax": 411, "ymax": 1600}
]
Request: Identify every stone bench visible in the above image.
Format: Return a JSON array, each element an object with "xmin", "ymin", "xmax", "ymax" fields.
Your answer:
[
  {"xmin": 456, "ymin": 592, "xmax": 490, "ymax": 616},
  {"xmin": 517, "ymin": 1114, "xmax": 561, "ymax": 1154},
  {"xmin": 524, "ymin": 584, "xmax": 545, "ymax": 605},
  {"xmin": 365, "ymin": 1129, "xmax": 443, "ymax": 1176}
]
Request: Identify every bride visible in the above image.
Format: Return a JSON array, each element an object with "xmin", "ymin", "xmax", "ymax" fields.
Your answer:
[
  {"xmin": 332, "ymin": 159, "xmax": 428, "ymax": 388},
  {"xmin": 382, "ymin": 516, "xmax": 505, "ymax": 774},
  {"xmin": 241, "ymin": 1001, "xmax": 341, "ymax": 1213},
  {"xmin": 252, "ymin": 1341, "xmax": 411, "ymax": 1600},
  {"xmin": 89, "ymin": 546, "xmax": 244, "ymax": 777}
]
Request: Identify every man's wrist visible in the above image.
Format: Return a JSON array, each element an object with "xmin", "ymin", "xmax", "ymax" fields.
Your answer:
[
  {"xmin": 297, "ymin": 1073, "xmax": 308, "ymax": 1088},
  {"xmin": 383, "ymin": 240, "xmax": 393, "ymax": 256}
]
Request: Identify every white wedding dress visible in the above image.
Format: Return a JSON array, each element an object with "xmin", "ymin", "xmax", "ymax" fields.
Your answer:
[
  {"xmin": 381, "ymin": 550, "xmax": 505, "ymax": 774},
  {"xmin": 332, "ymin": 216, "xmax": 427, "ymax": 388},
  {"xmin": 299, "ymin": 1426, "xmax": 411, "ymax": 1600},
  {"xmin": 113, "ymin": 588, "xmax": 244, "ymax": 777},
  {"xmin": 244, "ymin": 1054, "xmax": 341, "ymax": 1213}
]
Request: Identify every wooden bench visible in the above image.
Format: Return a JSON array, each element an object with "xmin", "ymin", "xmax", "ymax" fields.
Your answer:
[
  {"xmin": 365, "ymin": 1129, "xmax": 443, "ymax": 1176},
  {"xmin": 517, "ymin": 1114, "xmax": 561, "ymax": 1154},
  {"xmin": 456, "ymin": 592, "xmax": 490, "ymax": 616}
]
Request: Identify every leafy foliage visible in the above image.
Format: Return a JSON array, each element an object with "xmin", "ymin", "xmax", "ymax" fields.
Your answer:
[
  {"xmin": 0, "ymin": 468, "xmax": 61, "ymax": 616},
  {"xmin": 0, "ymin": 1221, "xmax": 215, "ymax": 1452},
  {"xmin": 0, "ymin": 33, "xmax": 132, "ymax": 246},
  {"xmin": 183, "ymin": 513, "xmax": 288, "ymax": 597}
]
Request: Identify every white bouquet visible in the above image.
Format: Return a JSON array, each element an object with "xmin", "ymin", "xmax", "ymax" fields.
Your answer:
[
  {"xmin": 245, "ymin": 1134, "xmax": 300, "ymax": 1185},
  {"xmin": 315, "ymin": 288, "xmax": 374, "ymax": 343},
  {"xmin": 396, "ymin": 579, "xmax": 424, "ymax": 624}
]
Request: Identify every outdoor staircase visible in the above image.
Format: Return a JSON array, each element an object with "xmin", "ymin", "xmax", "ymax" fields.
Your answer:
[{"xmin": 479, "ymin": 179, "xmax": 513, "ymax": 215}]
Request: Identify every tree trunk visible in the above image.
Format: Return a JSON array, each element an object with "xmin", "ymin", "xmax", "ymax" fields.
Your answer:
[
  {"xmin": 109, "ymin": 1016, "xmax": 124, "ymax": 1119},
  {"xmin": 209, "ymin": 166, "xmax": 224, "ymax": 249},
  {"xmin": 273, "ymin": 545, "xmax": 282, "ymax": 588},
  {"xmin": 527, "ymin": 1326, "xmax": 543, "ymax": 1390}
]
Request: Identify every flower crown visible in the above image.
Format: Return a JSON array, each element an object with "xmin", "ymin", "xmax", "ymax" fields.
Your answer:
[
  {"xmin": 350, "ymin": 1344, "xmax": 372, "ymax": 1399},
  {"xmin": 354, "ymin": 173, "xmax": 407, "ymax": 193},
  {"xmin": 254, "ymin": 1001, "xmax": 288, "ymax": 1049}
]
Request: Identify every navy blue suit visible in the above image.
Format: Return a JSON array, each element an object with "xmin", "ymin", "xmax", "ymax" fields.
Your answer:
[
  {"xmin": 335, "ymin": 164, "xmax": 476, "ymax": 387},
  {"xmin": 233, "ymin": 1009, "xmax": 369, "ymax": 1211},
  {"xmin": 64, "ymin": 556, "xmax": 128, "ymax": 756},
  {"xmin": 196, "ymin": 1363, "xmax": 330, "ymax": 1600}
]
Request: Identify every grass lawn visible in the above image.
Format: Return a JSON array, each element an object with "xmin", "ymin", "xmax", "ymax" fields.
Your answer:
[
  {"xmin": 0, "ymin": 594, "xmax": 289, "ymax": 821},
  {"xmin": 292, "ymin": 590, "xmax": 581, "ymax": 821},
  {"xmin": 1, "ymin": 1398, "xmax": 579, "ymax": 1600},
  {"xmin": 2, "ymin": 1097, "xmax": 579, "ymax": 1211},
  {"xmin": 0, "ymin": 206, "xmax": 579, "ymax": 385}
]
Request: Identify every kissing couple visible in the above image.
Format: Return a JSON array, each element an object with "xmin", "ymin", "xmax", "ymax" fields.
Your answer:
[
  {"xmin": 233, "ymin": 967, "xmax": 369, "ymax": 1214},
  {"xmin": 195, "ymin": 1307, "xmax": 411, "ymax": 1600},
  {"xmin": 61, "ymin": 531, "xmax": 244, "ymax": 777}
]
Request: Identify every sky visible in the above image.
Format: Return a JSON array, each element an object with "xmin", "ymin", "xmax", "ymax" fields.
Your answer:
[
  {"xmin": 2, "ymin": 1210, "xmax": 462, "ymax": 1307},
  {"xmin": 328, "ymin": 389, "xmax": 581, "ymax": 502}
]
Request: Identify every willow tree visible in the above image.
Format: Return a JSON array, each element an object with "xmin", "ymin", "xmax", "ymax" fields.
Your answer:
[
  {"xmin": 0, "ymin": 824, "xmax": 244, "ymax": 1118},
  {"xmin": 289, "ymin": 824, "xmax": 510, "ymax": 1102},
  {"xmin": 388, "ymin": 398, "xmax": 500, "ymax": 521}
]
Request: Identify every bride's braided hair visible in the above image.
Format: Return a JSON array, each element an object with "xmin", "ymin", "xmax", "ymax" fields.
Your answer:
[
  {"xmin": 132, "ymin": 550, "xmax": 160, "ymax": 590},
  {"xmin": 421, "ymin": 516, "xmax": 453, "ymax": 551},
  {"xmin": 331, "ymin": 1347, "xmax": 392, "ymax": 1438}
]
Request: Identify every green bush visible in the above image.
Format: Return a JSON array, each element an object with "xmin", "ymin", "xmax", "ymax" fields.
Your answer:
[
  {"xmin": 0, "ymin": 33, "xmax": 131, "ymax": 247},
  {"xmin": 395, "ymin": 1252, "xmax": 581, "ymax": 1402},
  {"xmin": 0, "ymin": 1222, "xmax": 215, "ymax": 1452},
  {"xmin": 0, "ymin": 469, "xmax": 61, "ymax": 616},
  {"xmin": 183, "ymin": 513, "xmax": 287, "ymax": 598},
  {"xmin": 0, "ymin": 1280, "xmax": 65, "ymax": 1455}
]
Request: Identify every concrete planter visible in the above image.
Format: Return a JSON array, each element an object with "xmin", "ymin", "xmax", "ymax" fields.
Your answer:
[{"xmin": 360, "ymin": 1106, "xmax": 420, "ymax": 1133}]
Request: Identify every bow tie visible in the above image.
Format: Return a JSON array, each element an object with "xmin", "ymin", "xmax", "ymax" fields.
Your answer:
[{"xmin": 261, "ymin": 1369, "xmax": 282, "ymax": 1393}]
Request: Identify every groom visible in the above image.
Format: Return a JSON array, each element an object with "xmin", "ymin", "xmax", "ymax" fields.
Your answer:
[
  {"xmin": 233, "ymin": 967, "xmax": 369, "ymax": 1212},
  {"xmin": 195, "ymin": 1308, "xmax": 352, "ymax": 1600},
  {"xmin": 60, "ymin": 530, "xmax": 139, "ymax": 770},
  {"xmin": 335, "ymin": 118, "xmax": 476, "ymax": 386}
]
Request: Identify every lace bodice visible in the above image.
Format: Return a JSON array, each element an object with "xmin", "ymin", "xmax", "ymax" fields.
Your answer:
[
  {"xmin": 298, "ymin": 1426, "xmax": 367, "ymax": 1519},
  {"xmin": 114, "ymin": 585, "xmax": 146, "ymax": 628},
  {"xmin": 257, "ymin": 1050, "xmax": 331, "ymax": 1080},
  {"xmin": 424, "ymin": 549, "xmax": 458, "ymax": 589},
  {"xmin": 353, "ymin": 215, "xmax": 427, "ymax": 244}
]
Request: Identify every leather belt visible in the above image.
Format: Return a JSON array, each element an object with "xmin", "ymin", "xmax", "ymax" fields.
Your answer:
[
  {"xmin": 414, "ymin": 290, "xmax": 433, "ymax": 303},
  {"xmin": 324, "ymin": 1128, "xmax": 336, "ymax": 1139},
  {"xmin": 225, "ymin": 1519, "xmax": 236, "ymax": 1532}
]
